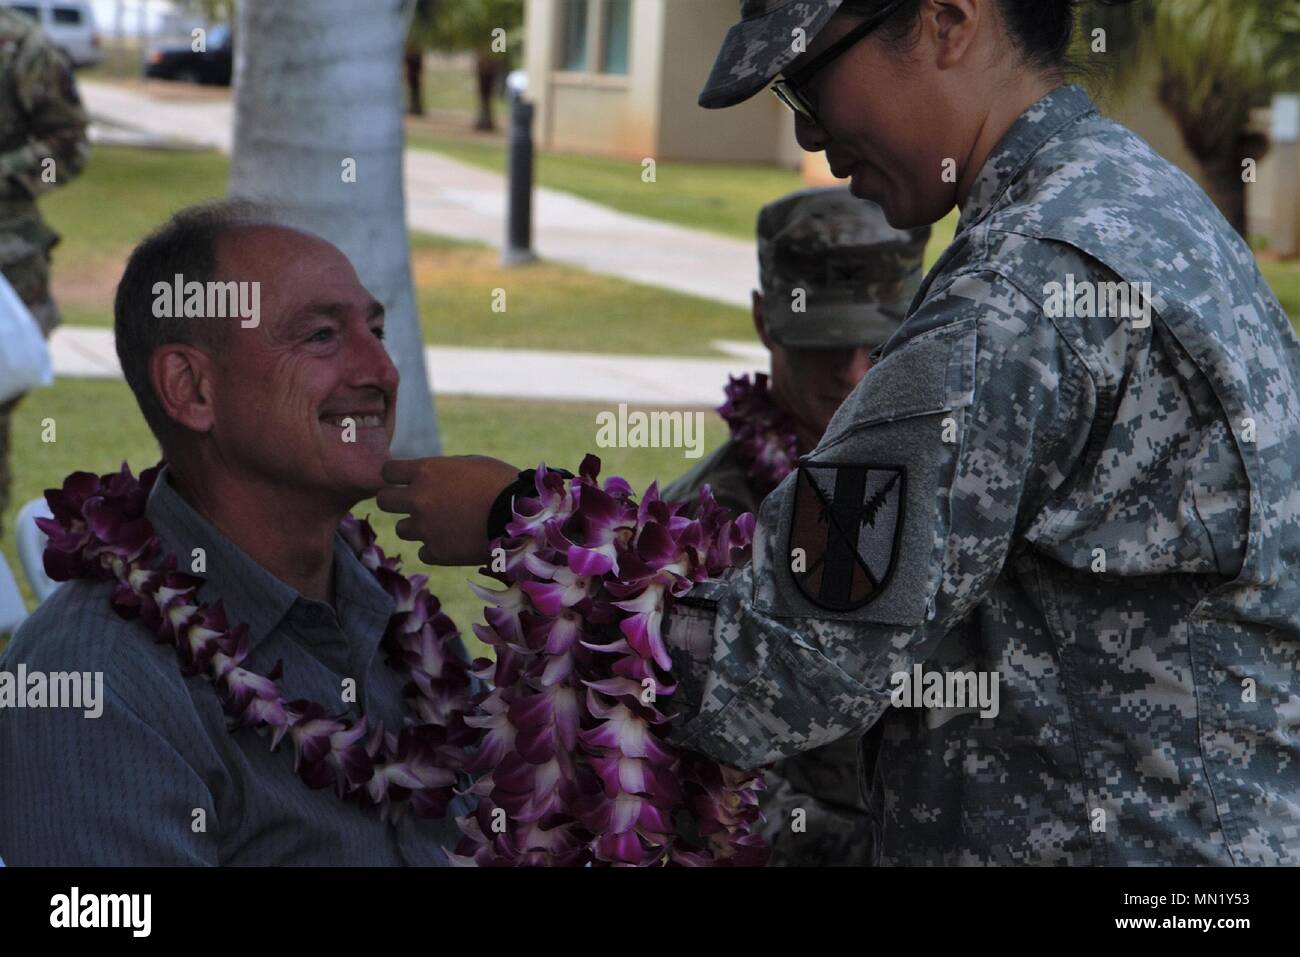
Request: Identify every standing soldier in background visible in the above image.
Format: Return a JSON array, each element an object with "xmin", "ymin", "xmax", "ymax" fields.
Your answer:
[
  {"xmin": 664, "ymin": 187, "xmax": 928, "ymax": 865},
  {"xmin": 0, "ymin": 6, "xmax": 89, "ymax": 536}
]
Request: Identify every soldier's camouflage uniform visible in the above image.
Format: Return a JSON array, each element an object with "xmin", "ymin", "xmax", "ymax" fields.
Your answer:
[
  {"xmin": 0, "ymin": 7, "xmax": 89, "ymax": 535},
  {"xmin": 667, "ymin": 83, "xmax": 1300, "ymax": 865},
  {"xmin": 667, "ymin": 439, "xmax": 878, "ymax": 867},
  {"xmin": 665, "ymin": 188, "xmax": 926, "ymax": 866}
]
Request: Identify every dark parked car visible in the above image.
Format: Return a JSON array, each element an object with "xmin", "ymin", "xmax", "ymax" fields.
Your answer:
[{"xmin": 144, "ymin": 23, "xmax": 233, "ymax": 85}]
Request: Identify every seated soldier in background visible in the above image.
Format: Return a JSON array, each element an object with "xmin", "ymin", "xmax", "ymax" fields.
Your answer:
[
  {"xmin": 0, "ymin": 5, "xmax": 90, "ymax": 539},
  {"xmin": 664, "ymin": 187, "xmax": 929, "ymax": 866}
]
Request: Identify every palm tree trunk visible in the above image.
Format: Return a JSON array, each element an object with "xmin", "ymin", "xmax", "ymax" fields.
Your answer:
[
  {"xmin": 1201, "ymin": 160, "xmax": 1249, "ymax": 237},
  {"xmin": 228, "ymin": 0, "xmax": 441, "ymax": 457},
  {"xmin": 1156, "ymin": 77, "xmax": 1268, "ymax": 239}
]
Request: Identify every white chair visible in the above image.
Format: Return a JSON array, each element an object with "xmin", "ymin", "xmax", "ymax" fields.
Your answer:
[
  {"xmin": 0, "ymin": 550, "xmax": 26, "ymax": 637},
  {"xmin": 16, "ymin": 497, "xmax": 59, "ymax": 603}
]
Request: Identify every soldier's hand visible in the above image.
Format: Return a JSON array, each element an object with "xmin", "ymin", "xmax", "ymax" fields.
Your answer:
[{"xmin": 378, "ymin": 455, "xmax": 520, "ymax": 566}]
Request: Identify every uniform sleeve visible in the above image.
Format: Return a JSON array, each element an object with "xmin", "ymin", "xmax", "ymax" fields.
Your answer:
[
  {"xmin": 666, "ymin": 269, "xmax": 1097, "ymax": 768},
  {"xmin": 0, "ymin": 37, "xmax": 90, "ymax": 195}
]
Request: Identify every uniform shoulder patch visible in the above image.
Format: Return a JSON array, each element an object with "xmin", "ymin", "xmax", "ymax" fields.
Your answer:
[{"xmin": 787, "ymin": 463, "xmax": 905, "ymax": 612}]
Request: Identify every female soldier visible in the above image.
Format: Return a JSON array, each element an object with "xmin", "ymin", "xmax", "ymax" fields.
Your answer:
[{"xmin": 380, "ymin": 0, "xmax": 1300, "ymax": 865}]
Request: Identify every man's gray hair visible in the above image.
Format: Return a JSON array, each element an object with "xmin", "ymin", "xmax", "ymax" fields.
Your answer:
[{"xmin": 113, "ymin": 200, "xmax": 276, "ymax": 445}]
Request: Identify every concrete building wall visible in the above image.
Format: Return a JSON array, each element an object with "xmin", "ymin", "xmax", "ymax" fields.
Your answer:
[
  {"xmin": 526, "ymin": 0, "xmax": 662, "ymax": 157},
  {"xmin": 655, "ymin": 0, "xmax": 797, "ymax": 165},
  {"xmin": 1258, "ymin": 143, "xmax": 1300, "ymax": 256},
  {"xmin": 526, "ymin": 0, "xmax": 801, "ymax": 165},
  {"xmin": 1249, "ymin": 99, "xmax": 1300, "ymax": 257},
  {"xmin": 524, "ymin": 0, "xmax": 560, "ymax": 146}
]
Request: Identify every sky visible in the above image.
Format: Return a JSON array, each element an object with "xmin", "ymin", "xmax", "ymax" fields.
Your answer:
[{"xmin": 87, "ymin": 0, "xmax": 202, "ymax": 38}]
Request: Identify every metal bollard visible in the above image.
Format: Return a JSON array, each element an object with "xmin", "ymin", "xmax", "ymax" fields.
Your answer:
[{"xmin": 503, "ymin": 97, "xmax": 537, "ymax": 266}]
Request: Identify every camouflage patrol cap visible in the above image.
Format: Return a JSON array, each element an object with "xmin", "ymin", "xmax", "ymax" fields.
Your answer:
[
  {"xmin": 759, "ymin": 187, "xmax": 929, "ymax": 349},
  {"xmin": 700, "ymin": 0, "xmax": 844, "ymax": 109}
]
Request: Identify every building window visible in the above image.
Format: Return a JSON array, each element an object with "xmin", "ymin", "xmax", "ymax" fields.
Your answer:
[
  {"xmin": 561, "ymin": 0, "xmax": 590, "ymax": 72},
  {"xmin": 602, "ymin": 0, "xmax": 630, "ymax": 75}
]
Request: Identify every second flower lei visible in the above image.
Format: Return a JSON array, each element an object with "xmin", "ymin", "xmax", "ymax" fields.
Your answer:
[
  {"xmin": 453, "ymin": 455, "xmax": 768, "ymax": 866},
  {"xmin": 718, "ymin": 373, "xmax": 799, "ymax": 497}
]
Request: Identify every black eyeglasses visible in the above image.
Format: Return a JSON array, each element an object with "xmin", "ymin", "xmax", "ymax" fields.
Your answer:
[{"xmin": 771, "ymin": 0, "xmax": 909, "ymax": 126}]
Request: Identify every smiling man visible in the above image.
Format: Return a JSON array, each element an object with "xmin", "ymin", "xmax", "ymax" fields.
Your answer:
[{"xmin": 0, "ymin": 202, "xmax": 469, "ymax": 865}]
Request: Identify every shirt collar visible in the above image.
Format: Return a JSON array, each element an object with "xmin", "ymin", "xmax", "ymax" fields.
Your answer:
[
  {"xmin": 957, "ymin": 84, "xmax": 1098, "ymax": 234},
  {"xmin": 144, "ymin": 466, "xmax": 395, "ymax": 653}
]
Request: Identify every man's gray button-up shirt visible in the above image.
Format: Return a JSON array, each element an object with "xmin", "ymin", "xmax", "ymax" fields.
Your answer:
[{"xmin": 0, "ymin": 467, "xmax": 469, "ymax": 865}]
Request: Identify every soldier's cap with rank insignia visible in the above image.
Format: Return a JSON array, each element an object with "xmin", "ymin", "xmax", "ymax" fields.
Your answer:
[
  {"xmin": 699, "ymin": 0, "xmax": 845, "ymax": 109},
  {"xmin": 759, "ymin": 187, "xmax": 929, "ymax": 349}
]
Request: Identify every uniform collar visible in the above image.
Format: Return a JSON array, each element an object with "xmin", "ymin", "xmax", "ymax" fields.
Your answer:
[
  {"xmin": 957, "ymin": 84, "xmax": 1098, "ymax": 234},
  {"xmin": 144, "ymin": 466, "xmax": 395, "ymax": 654}
]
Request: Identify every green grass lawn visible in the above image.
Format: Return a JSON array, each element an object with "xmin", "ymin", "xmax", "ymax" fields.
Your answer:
[
  {"xmin": 45, "ymin": 146, "xmax": 230, "ymax": 262},
  {"xmin": 47, "ymin": 146, "xmax": 757, "ymax": 355},
  {"xmin": 414, "ymin": 62, "xmax": 508, "ymax": 118},
  {"xmin": 43, "ymin": 144, "xmax": 230, "ymax": 328},
  {"xmin": 1261, "ymin": 260, "xmax": 1300, "ymax": 323},
  {"xmin": 408, "ymin": 232, "xmax": 754, "ymax": 355},
  {"xmin": 0, "ymin": 379, "xmax": 727, "ymax": 655}
]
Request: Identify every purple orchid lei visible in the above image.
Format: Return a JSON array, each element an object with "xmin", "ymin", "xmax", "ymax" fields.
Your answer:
[
  {"xmin": 38, "ymin": 463, "xmax": 477, "ymax": 821},
  {"xmin": 718, "ymin": 373, "xmax": 799, "ymax": 498},
  {"xmin": 39, "ymin": 459, "xmax": 767, "ymax": 865},
  {"xmin": 451, "ymin": 454, "xmax": 769, "ymax": 866}
]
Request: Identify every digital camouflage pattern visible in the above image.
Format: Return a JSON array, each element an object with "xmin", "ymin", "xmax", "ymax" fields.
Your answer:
[
  {"xmin": 0, "ymin": 6, "xmax": 88, "ymax": 534},
  {"xmin": 0, "ymin": 5, "xmax": 88, "ymax": 305},
  {"xmin": 667, "ymin": 85, "xmax": 1300, "ymax": 865},
  {"xmin": 664, "ymin": 440, "xmax": 876, "ymax": 866},
  {"xmin": 698, "ymin": 0, "xmax": 845, "ymax": 109},
  {"xmin": 759, "ymin": 188, "xmax": 928, "ymax": 348}
]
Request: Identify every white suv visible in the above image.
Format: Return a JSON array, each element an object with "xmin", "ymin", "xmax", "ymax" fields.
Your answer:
[{"xmin": 2, "ymin": 0, "xmax": 102, "ymax": 68}]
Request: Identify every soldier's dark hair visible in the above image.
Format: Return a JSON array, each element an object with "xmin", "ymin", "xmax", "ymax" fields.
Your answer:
[
  {"xmin": 113, "ymin": 200, "xmax": 275, "ymax": 446},
  {"xmin": 838, "ymin": 0, "xmax": 1142, "ymax": 76}
]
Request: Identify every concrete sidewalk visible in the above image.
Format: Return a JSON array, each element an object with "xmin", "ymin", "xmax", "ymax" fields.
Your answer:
[
  {"xmin": 81, "ymin": 81, "xmax": 757, "ymax": 308},
  {"xmin": 49, "ymin": 326, "xmax": 766, "ymax": 407}
]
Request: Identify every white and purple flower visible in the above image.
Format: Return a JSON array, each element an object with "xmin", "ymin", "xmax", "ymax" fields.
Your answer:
[{"xmin": 454, "ymin": 455, "xmax": 768, "ymax": 867}]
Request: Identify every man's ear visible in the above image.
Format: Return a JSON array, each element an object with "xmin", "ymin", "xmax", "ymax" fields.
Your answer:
[
  {"xmin": 150, "ymin": 343, "xmax": 216, "ymax": 435},
  {"xmin": 752, "ymin": 290, "xmax": 775, "ymax": 350}
]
